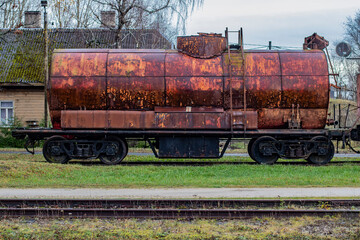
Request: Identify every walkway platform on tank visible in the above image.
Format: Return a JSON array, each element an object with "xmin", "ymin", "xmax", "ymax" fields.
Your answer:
[{"xmin": 1, "ymin": 188, "xmax": 360, "ymax": 199}]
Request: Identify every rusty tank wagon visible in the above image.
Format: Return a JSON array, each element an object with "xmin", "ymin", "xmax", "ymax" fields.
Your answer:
[{"xmin": 12, "ymin": 30, "xmax": 360, "ymax": 165}]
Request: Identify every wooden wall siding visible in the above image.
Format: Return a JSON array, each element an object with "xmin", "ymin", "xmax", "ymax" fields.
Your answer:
[{"xmin": 0, "ymin": 89, "xmax": 44, "ymax": 126}]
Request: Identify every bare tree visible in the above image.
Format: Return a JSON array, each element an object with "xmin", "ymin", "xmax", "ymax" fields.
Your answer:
[
  {"xmin": 327, "ymin": 10, "xmax": 360, "ymax": 100},
  {"xmin": 333, "ymin": 10, "xmax": 360, "ymax": 100},
  {"xmin": 74, "ymin": 0, "xmax": 93, "ymax": 27},
  {"xmin": 92, "ymin": 0, "xmax": 203, "ymax": 48},
  {"xmin": 0, "ymin": 0, "xmax": 36, "ymax": 28},
  {"xmin": 0, "ymin": 0, "xmax": 39, "ymax": 45},
  {"xmin": 345, "ymin": 10, "xmax": 360, "ymax": 57},
  {"xmin": 50, "ymin": 0, "xmax": 94, "ymax": 28},
  {"xmin": 51, "ymin": 0, "xmax": 73, "ymax": 28},
  {"xmin": 331, "ymin": 52, "xmax": 357, "ymax": 100}
]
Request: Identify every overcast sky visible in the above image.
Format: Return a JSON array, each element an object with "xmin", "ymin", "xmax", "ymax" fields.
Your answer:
[{"xmin": 186, "ymin": 0, "xmax": 359, "ymax": 50}]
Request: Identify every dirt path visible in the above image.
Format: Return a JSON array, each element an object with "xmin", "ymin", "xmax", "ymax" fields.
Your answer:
[{"xmin": 1, "ymin": 187, "xmax": 360, "ymax": 199}]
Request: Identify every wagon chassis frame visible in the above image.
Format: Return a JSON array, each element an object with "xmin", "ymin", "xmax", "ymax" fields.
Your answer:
[
  {"xmin": 11, "ymin": 127, "xmax": 353, "ymax": 165},
  {"xmin": 13, "ymin": 128, "xmax": 341, "ymax": 140}
]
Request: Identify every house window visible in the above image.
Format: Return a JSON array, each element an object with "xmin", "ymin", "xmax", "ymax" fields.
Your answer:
[{"xmin": 0, "ymin": 101, "xmax": 14, "ymax": 126}]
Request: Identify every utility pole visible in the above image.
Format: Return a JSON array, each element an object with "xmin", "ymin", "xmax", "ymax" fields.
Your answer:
[{"xmin": 41, "ymin": 0, "xmax": 48, "ymax": 128}]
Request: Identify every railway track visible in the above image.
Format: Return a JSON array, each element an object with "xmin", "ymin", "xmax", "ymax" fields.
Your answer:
[{"xmin": 1, "ymin": 199, "xmax": 360, "ymax": 219}]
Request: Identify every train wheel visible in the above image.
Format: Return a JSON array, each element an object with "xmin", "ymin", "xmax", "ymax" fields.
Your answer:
[
  {"xmin": 250, "ymin": 136, "xmax": 279, "ymax": 165},
  {"xmin": 99, "ymin": 136, "xmax": 128, "ymax": 165},
  {"xmin": 306, "ymin": 136, "xmax": 334, "ymax": 165},
  {"xmin": 43, "ymin": 136, "xmax": 70, "ymax": 164},
  {"xmin": 247, "ymin": 138, "xmax": 256, "ymax": 160}
]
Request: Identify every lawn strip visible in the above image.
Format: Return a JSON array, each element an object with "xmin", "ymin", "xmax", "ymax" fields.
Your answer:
[{"xmin": 0, "ymin": 154, "xmax": 360, "ymax": 188}]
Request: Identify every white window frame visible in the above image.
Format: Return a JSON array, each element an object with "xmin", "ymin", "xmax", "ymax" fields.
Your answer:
[{"xmin": 0, "ymin": 101, "xmax": 14, "ymax": 126}]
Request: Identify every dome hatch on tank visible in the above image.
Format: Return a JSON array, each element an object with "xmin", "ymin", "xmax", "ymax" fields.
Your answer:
[{"xmin": 177, "ymin": 33, "xmax": 227, "ymax": 59}]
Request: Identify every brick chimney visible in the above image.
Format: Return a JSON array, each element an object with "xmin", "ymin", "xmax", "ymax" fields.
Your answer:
[
  {"xmin": 24, "ymin": 11, "xmax": 41, "ymax": 28},
  {"xmin": 100, "ymin": 11, "xmax": 115, "ymax": 28}
]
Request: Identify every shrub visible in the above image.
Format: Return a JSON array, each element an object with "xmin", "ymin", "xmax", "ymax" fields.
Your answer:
[{"xmin": 0, "ymin": 117, "xmax": 26, "ymax": 148}]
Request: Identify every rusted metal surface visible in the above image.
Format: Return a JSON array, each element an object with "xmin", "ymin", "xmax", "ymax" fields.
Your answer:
[
  {"xmin": 62, "ymin": 110, "xmax": 228, "ymax": 129},
  {"xmin": 51, "ymin": 51, "xmax": 107, "ymax": 77},
  {"xmin": 155, "ymin": 112, "xmax": 229, "ymax": 129},
  {"xmin": 107, "ymin": 77, "xmax": 164, "ymax": 110},
  {"xmin": 165, "ymin": 52, "xmax": 223, "ymax": 76},
  {"xmin": 107, "ymin": 52, "xmax": 165, "ymax": 110},
  {"xmin": 61, "ymin": 109, "xmax": 258, "ymax": 130},
  {"xmin": 49, "ymin": 35, "xmax": 329, "ymax": 130},
  {"xmin": 155, "ymin": 107, "xmax": 224, "ymax": 113},
  {"xmin": 164, "ymin": 52, "xmax": 223, "ymax": 108},
  {"xmin": 280, "ymin": 51, "xmax": 329, "ymax": 109},
  {"xmin": 61, "ymin": 111, "xmax": 155, "ymax": 129},
  {"xmin": 177, "ymin": 33, "xmax": 226, "ymax": 59},
  {"xmin": 50, "ymin": 77, "xmax": 107, "ymax": 110},
  {"xmin": 223, "ymin": 51, "xmax": 328, "ymax": 110},
  {"xmin": 166, "ymin": 77, "xmax": 223, "ymax": 107},
  {"xmin": 12, "ymin": 128, "xmax": 334, "ymax": 144},
  {"xmin": 303, "ymin": 33, "xmax": 329, "ymax": 50},
  {"xmin": 224, "ymin": 76, "xmax": 282, "ymax": 109},
  {"xmin": 281, "ymin": 76, "xmax": 329, "ymax": 108},
  {"xmin": 154, "ymin": 107, "xmax": 231, "ymax": 129},
  {"xmin": 232, "ymin": 110, "xmax": 257, "ymax": 129},
  {"xmin": 50, "ymin": 51, "xmax": 108, "ymax": 126},
  {"xmin": 107, "ymin": 52, "xmax": 164, "ymax": 77},
  {"xmin": 242, "ymin": 52, "xmax": 281, "ymax": 109},
  {"xmin": 258, "ymin": 109, "xmax": 328, "ymax": 129},
  {"xmin": 49, "ymin": 77, "xmax": 107, "ymax": 126}
]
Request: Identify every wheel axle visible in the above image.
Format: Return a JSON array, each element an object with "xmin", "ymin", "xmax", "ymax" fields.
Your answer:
[{"xmin": 247, "ymin": 136, "xmax": 335, "ymax": 165}]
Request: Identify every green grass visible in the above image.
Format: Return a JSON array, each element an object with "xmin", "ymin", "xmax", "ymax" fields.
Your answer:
[
  {"xmin": 0, "ymin": 153, "xmax": 360, "ymax": 188},
  {"xmin": 0, "ymin": 216, "xmax": 359, "ymax": 239}
]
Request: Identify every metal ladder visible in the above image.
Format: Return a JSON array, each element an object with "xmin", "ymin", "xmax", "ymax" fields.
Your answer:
[{"xmin": 225, "ymin": 28, "xmax": 246, "ymax": 133}]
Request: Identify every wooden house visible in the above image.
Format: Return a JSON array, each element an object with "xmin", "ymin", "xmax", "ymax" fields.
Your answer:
[{"xmin": 0, "ymin": 11, "xmax": 171, "ymax": 127}]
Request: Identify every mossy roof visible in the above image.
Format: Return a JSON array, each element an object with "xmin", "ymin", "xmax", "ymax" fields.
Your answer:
[{"xmin": 0, "ymin": 28, "xmax": 171, "ymax": 84}]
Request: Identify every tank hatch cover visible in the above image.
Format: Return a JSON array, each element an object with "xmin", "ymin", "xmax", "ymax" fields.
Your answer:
[
  {"xmin": 177, "ymin": 33, "xmax": 227, "ymax": 59},
  {"xmin": 303, "ymin": 33, "xmax": 329, "ymax": 50}
]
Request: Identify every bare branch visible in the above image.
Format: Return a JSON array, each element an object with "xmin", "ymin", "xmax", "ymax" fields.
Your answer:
[
  {"xmin": 133, "ymin": 0, "xmax": 171, "ymax": 14},
  {"xmin": 0, "ymin": 0, "xmax": 12, "ymax": 9},
  {"xmin": 91, "ymin": 0, "xmax": 203, "ymax": 48}
]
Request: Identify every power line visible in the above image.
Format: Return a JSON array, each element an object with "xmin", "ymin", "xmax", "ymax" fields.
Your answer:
[{"xmin": 228, "ymin": 42, "xmax": 303, "ymax": 50}]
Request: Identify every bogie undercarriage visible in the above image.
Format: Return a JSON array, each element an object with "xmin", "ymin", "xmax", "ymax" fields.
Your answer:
[
  {"xmin": 42, "ymin": 136, "xmax": 129, "ymax": 165},
  {"xmin": 247, "ymin": 136, "xmax": 335, "ymax": 165},
  {"xmin": 36, "ymin": 131, "xmax": 337, "ymax": 165}
]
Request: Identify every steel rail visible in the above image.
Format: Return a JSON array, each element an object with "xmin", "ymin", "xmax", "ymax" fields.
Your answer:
[
  {"xmin": 0, "ymin": 208, "xmax": 359, "ymax": 219},
  {"xmin": 1, "ymin": 199, "xmax": 360, "ymax": 209},
  {"xmin": 1, "ymin": 199, "xmax": 360, "ymax": 219}
]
